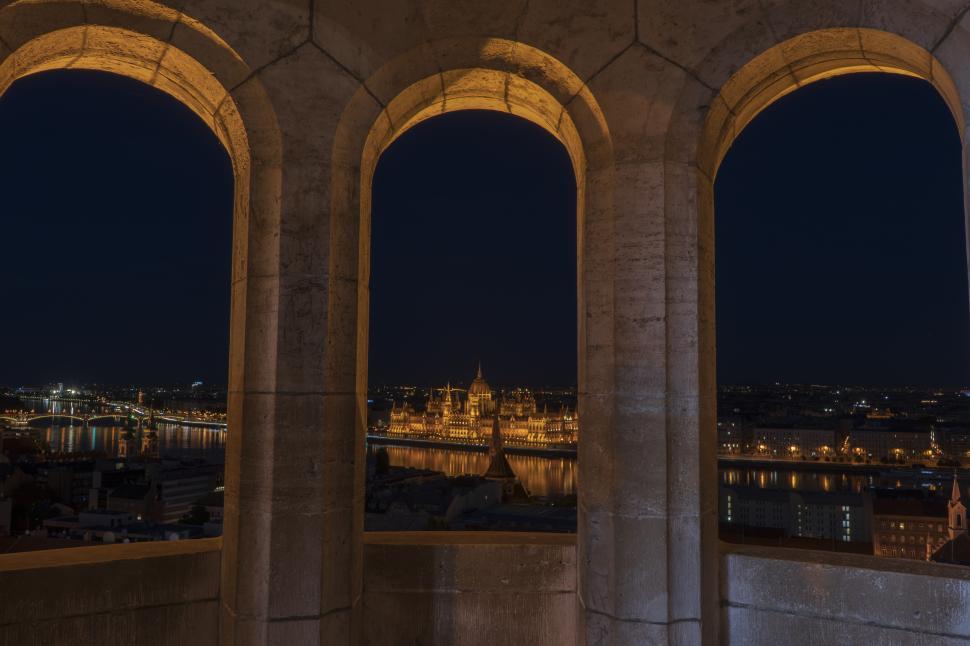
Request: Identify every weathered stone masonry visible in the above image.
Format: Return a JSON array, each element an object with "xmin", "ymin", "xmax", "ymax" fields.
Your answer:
[{"xmin": 1, "ymin": 1, "xmax": 970, "ymax": 645}]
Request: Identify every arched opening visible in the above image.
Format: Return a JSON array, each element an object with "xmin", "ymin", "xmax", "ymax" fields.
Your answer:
[
  {"xmin": 328, "ymin": 42, "xmax": 613, "ymax": 641},
  {"xmin": 0, "ymin": 18, "xmax": 295, "ymax": 632},
  {"xmin": 0, "ymin": 68, "xmax": 233, "ymax": 539},
  {"xmin": 364, "ymin": 109, "xmax": 578, "ymax": 532},
  {"xmin": 707, "ymin": 30, "xmax": 969, "ymax": 561}
]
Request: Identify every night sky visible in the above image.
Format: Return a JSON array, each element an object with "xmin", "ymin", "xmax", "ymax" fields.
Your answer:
[
  {"xmin": 369, "ymin": 111, "xmax": 576, "ymax": 387},
  {"xmin": 0, "ymin": 70, "xmax": 966, "ymax": 388},
  {"xmin": 0, "ymin": 70, "xmax": 233, "ymax": 386},
  {"xmin": 716, "ymin": 74, "xmax": 969, "ymax": 386}
]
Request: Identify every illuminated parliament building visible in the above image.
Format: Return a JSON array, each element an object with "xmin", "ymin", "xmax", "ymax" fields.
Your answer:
[{"xmin": 387, "ymin": 366, "xmax": 578, "ymax": 448}]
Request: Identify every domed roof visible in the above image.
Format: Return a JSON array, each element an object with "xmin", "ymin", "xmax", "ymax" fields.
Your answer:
[{"xmin": 468, "ymin": 363, "xmax": 491, "ymax": 396}]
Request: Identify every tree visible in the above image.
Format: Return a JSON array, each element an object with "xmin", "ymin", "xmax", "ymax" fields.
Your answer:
[{"xmin": 179, "ymin": 504, "xmax": 210, "ymax": 525}]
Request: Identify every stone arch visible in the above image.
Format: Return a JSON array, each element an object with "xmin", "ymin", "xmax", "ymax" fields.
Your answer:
[
  {"xmin": 663, "ymin": 22, "xmax": 967, "ymax": 643},
  {"xmin": 699, "ymin": 28, "xmax": 965, "ymax": 178},
  {"xmin": 327, "ymin": 34, "xmax": 613, "ymax": 639},
  {"xmin": 669, "ymin": 26, "xmax": 969, "ymax": 643},
  {"xmin": 328, "ymin": 35, "xmax": 613, "ymax": 436},
  {"xmin": 0, "ymin": 1, "xmax": 285, "ymax": 641}
]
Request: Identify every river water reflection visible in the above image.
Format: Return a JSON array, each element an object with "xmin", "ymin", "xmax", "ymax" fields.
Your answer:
[
  {"xmin": 368, "ymin": 444, "xmax": 576, "ymax": 497},
  {"xmin": 719, "ymin": 466, "xmax": 874, "ymax": 493},
  {"xmin": 31, "ymin": 423, "xmax": 226, "ymax": 463},
  {"xmin": 14, "ymin": 397, "xmax": 227, "ymax": 463},
  {"xmin": 9, "ymin": 402, "xmax": 887, "ymax": 500},
  {"xmin": 370, "ymin": 446, "xmax": 883, "ymax": 499}
]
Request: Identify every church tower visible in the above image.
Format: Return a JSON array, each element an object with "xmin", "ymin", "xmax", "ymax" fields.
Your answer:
[
  {"xmin": 141, "ymin": 406, "xmax": 159, "ymax": 460},
  {"xmin": 948, "ymin": 475, "xmax": 966, "ymax": 541},
  {"xmin": 118, "ymin": 429, "xmax": 137, "ymax": 460}
]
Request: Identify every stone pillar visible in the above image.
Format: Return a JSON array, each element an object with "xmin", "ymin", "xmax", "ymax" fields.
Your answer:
[
  {"xmin": 219, "ymin": 44, "xmax": 366, "ymax": 646},
  {"xmin": 577, "ymin": 43, "xmax": 719, "ymax": 645}
]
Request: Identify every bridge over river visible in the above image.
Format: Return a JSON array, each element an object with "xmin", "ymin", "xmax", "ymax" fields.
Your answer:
[{"xmin": 0, "ymin": 403, "xmax": 227, "ymax": 430}]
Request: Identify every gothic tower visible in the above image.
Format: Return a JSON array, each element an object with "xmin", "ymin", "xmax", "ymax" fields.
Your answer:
[
  {"xmin": 948, "ymin": 475, "xmax": 966, "ymax": 541},
  {"xmin": 141, "ymin": 406, "xmax": 159, "ymax": 460}
]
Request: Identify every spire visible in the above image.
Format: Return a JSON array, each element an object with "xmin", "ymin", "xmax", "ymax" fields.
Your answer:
[
  {"xmin": 490, "ymin": 410, "xmax": 503, "ymax": 456},
  {"xmin": 949, "ymin": 473, "xmax": 967, "ymax": 540},
  {"xmin": 483, "ymin": 409, "xmax": 517, "ymax": 480},
  {"xmin": 476, "ymin": 362, "xmax": 483, "ymax": 380}
]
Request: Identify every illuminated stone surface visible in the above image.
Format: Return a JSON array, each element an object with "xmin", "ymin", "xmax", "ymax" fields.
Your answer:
[{"xmin": 0, "ymin": 1, "xmax": 969, "ymax": 645}]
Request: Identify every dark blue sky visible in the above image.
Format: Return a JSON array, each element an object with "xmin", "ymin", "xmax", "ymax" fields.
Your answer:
[
  {"xmin": 368, "ymin": 111, "xmax": 576, "ymax": 386},
  {"xmin": 715, "ymin": 74, "xmax": 969, "ymax": 386},
  {"xmin": 0, "ymin": 69, "xmax": 966, "ymax": 387},
  {"xmin": 0, "ymin": 70, "xmax": 233, "ymax": 386}
]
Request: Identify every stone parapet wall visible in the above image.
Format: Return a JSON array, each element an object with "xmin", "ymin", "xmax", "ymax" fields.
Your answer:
[
  {"xmin": 361, "ymin": 532, "xmax": 578, "ymax": 646},
  {"xmin": 721, "ymin": 545, "xmax": 970, "ymax": 645},
  {"xmin": 0, "ymin": 533, "xmax": 576, "ymax": 646},
  {"xmin": 0, "ymin": 539, "xmax": 221, "ymax": 646},
  {"xmin": 5, "ymin": 537, "xmax": 970, "ymax": 645}
]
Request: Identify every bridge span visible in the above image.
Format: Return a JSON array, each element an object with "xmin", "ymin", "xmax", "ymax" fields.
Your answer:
[{"xmin": 0, "ymin": 409, "xmax": 226, "ymax": 430}]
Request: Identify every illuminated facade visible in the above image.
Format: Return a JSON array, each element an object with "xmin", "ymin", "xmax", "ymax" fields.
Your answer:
[
  {"xmin": 870, "ymin": 484, "xmax": 965, "ymax": 561},
  {"xmin": 387, "ymin": 366, "xmax": 578, "ymax": 448}
]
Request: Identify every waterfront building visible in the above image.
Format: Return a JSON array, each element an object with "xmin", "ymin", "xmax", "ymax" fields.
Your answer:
[
  {"xmin": 936, "ymin": 426, "xmax": 970, "ymax": 459},
  {"xmin": 719, "ymin": 486, "xmax": 871, "ymax": 542},
  {"xmin": 716, "ymin": 422, "xmax": 749, "ymax": 455},
  {"xmin": 387, "ymin": 366, "xmax": 578, "ymax": 448},
  {"xmin": 871, "ymin": 489, "xmax": 950, "ymax": 560},
  {"xmin": 848, "ymin": 427, "xmax": 933, "ymax": 460},
  {"xmin": 792, "ymin": 491, "xmax": 871, "ymax": 543},
  {"xmin": 749, "ymin": 427, "xmax": 837, "ymax": 458}
]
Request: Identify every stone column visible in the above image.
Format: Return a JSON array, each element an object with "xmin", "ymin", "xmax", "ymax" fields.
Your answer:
[
  {"xmin": 219, "ymin": 43, "xmax": 366, "ymax": 646},
  {"xmin": 577, "ymin": 43, "xmax": 719, "ymax": 645}
]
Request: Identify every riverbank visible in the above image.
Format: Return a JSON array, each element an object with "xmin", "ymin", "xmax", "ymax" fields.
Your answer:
[
  {"xmin": 366, "ymin": 434, "xmax": 577, "ymax": 458},
  {"xmin": 717, "ymin": 455, "xmax": 968, "ymax": 476},
  {"xmin": 366, "ymin": 438, "xmax": 970, "ymax": 478}
]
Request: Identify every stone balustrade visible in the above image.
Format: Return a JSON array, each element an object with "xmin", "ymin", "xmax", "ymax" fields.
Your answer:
[{"xmin": 4, "ymin": 536, "xmax": 970, "ymax": 645}]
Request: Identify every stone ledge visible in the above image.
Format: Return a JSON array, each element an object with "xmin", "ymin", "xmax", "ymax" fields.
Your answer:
[
  {"xmin": 363, "ymin": 530, "xmax": 577, "ymax": 546},
  {"xmin": 0, "ymin": 538, "xmax": 221, "ymax": 629},
  {"xmin": 364, "ymin": 535, "xmax": 576, "ymax": 593},
  {"xmin": 0, "ymin": 536, "xmax": 221, "ymax": 572},
  {"xmin": 721, "ymin": 543, "xmax": 970, "ymax": 642}
]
